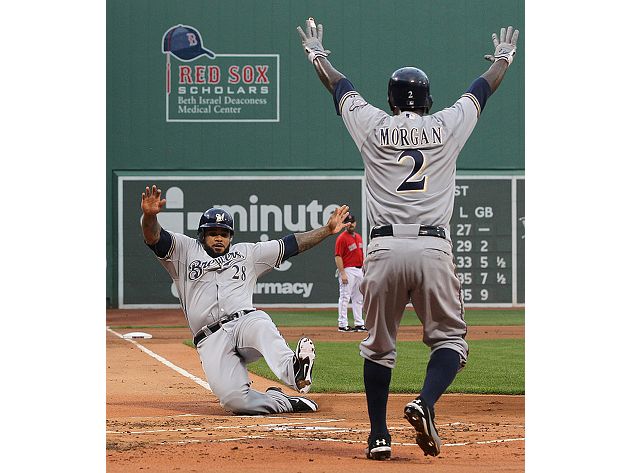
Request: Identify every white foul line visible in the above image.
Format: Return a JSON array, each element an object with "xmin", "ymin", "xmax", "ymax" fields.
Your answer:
[
  {"xmin": 277, "ymin": 436, "xmax": 525, "ymax": 448},
  {"xmin": 107, "ymin": 327, "xmax": 212, "ymax": 392},
  {"xmin": 107, "ymin": 419, "xmax": 347, "ymax": 435},
  {"xmin": 152, "ymin": 435, "xmax": 525, "ymax": 448}
]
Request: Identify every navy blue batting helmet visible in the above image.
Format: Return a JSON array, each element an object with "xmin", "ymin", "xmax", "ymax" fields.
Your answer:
[
  {"xmin": 387, "ymin": 67, "xmax": 433, "ymax": 114},
  {"xmin": 197, "ymin": 208, "xmax": 235, "ymax": 240}
]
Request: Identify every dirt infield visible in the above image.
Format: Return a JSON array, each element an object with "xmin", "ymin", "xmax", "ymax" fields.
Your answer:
[{"xmin": 106, "ymin": 309, "xmax": 524, "ymax": 472}]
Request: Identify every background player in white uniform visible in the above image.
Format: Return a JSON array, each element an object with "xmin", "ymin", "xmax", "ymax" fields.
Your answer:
[
  {"xmin": 297, "ymin": 19, "xmax": 519, "ymax": 459},
  {"xmin": 334, "ymin": 214, "xmax": 366, "ymax": 332},
  {"xmin": 141, "ymin": 184, "xmax": 350, "ymax": 415}
]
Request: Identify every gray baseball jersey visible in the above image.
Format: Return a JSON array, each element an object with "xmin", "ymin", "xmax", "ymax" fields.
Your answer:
[
  {"xmin": 336, "ymin": 78, "xmax": 486, "ymax": 240},
  {"xmin": 333, "ymin": 77, "xmax": 492, "ymax": 368},
  {"xmin": 155, "ymin": 231, "xmax": 284, "ymax": 334}
]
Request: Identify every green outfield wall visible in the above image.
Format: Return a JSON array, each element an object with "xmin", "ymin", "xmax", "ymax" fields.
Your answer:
[{"xmin": 107, "ymin": 0, "xmax": 525, "ymax": 307}]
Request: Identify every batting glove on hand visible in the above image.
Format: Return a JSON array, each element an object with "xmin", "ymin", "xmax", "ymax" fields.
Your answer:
[
  {"xmin": 484, "ymin": 26, "xmax": 519, "ymax": 66},
  {"xmin": 297, "ymin": 18, "xmax": 330, "ymax": 63}
]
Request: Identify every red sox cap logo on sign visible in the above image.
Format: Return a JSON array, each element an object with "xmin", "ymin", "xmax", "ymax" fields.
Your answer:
[{"xmin": 162, "ymin": 24, "xmax": 216, "ymax": 61}]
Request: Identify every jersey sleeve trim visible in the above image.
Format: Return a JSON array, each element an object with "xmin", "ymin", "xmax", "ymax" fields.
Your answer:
[
  {"xmin": 461, "ymin": 77, "xmax": 492, "ymax": 116},
  {"xmin": 333, "ymin": 78, "xmax": 357, "ymax": 116},
  {"xmin": 146, "ymin": 228, "xmax": 174, "ymax": 259},
  {"xmin": 280, "ymin": 234, "xmax": 299, "ymax": 262}
]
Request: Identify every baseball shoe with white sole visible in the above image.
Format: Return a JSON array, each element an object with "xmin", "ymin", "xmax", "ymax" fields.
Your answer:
[
  {"xmin": 294, "ymin": 336, "xmax": 315, "ymax": 393},
  {"xmin": 365, "ymin": 432, "xmax": 391, "ymax": 460},
  {"xmin": 266, "ymin": 386, "xmax": 318, "ymax": 413},
  {"xmin": 404, "ymin": 397, "xmax": 441, "ymax": 456}
]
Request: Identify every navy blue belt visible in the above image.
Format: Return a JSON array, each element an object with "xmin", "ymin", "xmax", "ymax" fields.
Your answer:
[
  {"xmin": 370, "ymin": 225, "xmax": 446, "ymax": 239},
  {"xmin": 193, "ymin": 309, "xmax": 256, "ymax": 347}
]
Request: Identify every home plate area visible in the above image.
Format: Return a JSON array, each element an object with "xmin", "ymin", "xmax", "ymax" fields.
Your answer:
[{"xmin": 106, "ymin": 412, "xmax": 523, "ymax": 451}]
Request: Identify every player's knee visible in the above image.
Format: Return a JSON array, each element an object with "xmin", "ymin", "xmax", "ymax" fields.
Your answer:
[
  {"xmin": 221, "ymin": 391, "xmax": 254, "ymax": 415},
  {"xmin": 359, "ymin": 345, "xmax": 396, "ymax": 369},
  {"xmin": 431, "ymin": 342, "xmax": 469, "ymax": 371}
]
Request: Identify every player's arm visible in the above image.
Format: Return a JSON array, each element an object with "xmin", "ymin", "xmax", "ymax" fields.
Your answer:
[
  {"xmin": 454, "ymin": 26, "xmax": 520, "ymax": 118},
  {"xmin": 297, "ymin": 18, "xmax": 345, "ymax": 94},
  {"xmin": 140, "ymin": 185, "xmax": 173, "ymax": 257},
  {"xmin": 335, "ymin": 255, "xmax": 348, "ymax": 284},
  {"xmin": 278, "ymin": 205, "xmax": 351, "ymax": 262},
  {"xmin": 295, "ymin": 205, "xmax": 350, "ymax": 253}
]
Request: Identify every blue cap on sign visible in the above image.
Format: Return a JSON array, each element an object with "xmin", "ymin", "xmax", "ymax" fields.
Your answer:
[{"xmin": 163, "ymin": 25, "xmax": 216, "ymax": 61}]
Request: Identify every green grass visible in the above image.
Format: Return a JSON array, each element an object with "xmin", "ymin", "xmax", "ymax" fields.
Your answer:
[
  {"xmin": 247, "ymin": 339, "xmax": 524, "ymax": 394},
  {"xmin": 267, "ymin": 308, "xmax": 524, "ymax": 327},
  {"xmin": 110, "ymin": 308, "xmax": 524, "ymax": 330}
]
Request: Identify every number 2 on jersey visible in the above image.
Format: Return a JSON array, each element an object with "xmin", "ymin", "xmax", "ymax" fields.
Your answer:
[{"xmin": 396, "ymin": 149, "xmax": 427, "ymax": 192}]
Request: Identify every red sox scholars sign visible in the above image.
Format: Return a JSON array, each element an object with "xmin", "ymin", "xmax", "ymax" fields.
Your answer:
[{"xmin": 162, "ymin": 25, "xmax": 279, "ymax": 122}]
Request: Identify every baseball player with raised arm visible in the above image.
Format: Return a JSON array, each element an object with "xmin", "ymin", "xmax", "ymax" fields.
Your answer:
[
  {"xmin": 141, "ymin": 184, "xmax": 351, "ymax": 415},
  {"xmin": 297, "ymin": 18, "xmax": 519, "ymax": 459}
]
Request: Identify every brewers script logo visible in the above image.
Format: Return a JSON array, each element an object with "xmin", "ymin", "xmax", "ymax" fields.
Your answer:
[{"xmin": 162, "ymin": 25, "xmax": 279, "ymax": 122}]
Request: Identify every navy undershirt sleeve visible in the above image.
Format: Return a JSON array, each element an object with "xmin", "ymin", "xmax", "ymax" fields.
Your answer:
[
  {"xmin": 465, "ymin": 77, "xmax": 492, "ymax": 113},
  {"xmin": 333, "ymin": 78, "xmax": 356, "ymax": 116},
  {"xmin": 281, "ymin": 234, "xmax": 299, "ymax": 261},
  {"xmin": 146, "ymin": 228, "xmax": 172, "ymax": 258}
]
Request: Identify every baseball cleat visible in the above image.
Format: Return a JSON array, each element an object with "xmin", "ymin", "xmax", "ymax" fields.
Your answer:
[
  {"xmin": 266, "ymin": 386, "xmax": 318, "ymax": 413},
  {"xmin": 353, "ymin": 325, "xmax": 367, "ymax": 332},
  {"xmin": 338, "ymin": 326, "xmax": 354, "ymax": 332},
  {"xmin": 294, "ymin": 337, "xmax": 315, "ymax": 393},
  {"xmin": 404, "ymin": 398, "xmax": 441, "ymax": 457},
  {"xmin": 365, "ymin": 432, "xmax": 391, "ymax": 460}
]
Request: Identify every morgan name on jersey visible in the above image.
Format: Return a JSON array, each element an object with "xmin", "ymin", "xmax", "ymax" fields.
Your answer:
[{"xmin": 378, "ymin": 123, "xmax": 443, "ymax": 148}]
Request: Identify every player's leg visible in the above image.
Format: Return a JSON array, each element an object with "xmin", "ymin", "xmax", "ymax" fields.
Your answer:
[
  {"xmin": 337, "ymin": 273, "xmax": 352, "ymax": 330},
  {"xmin": 196, "ymin": 324, "xmax": 293, "ymax": 415},
  {"xmin": 235, "ymin": 311, "xmax": 315, "ymax": 394},
  {"xmin": 409, "ymin": 245, "xmax": 468, "ymax": 404},
  {"xmin": 349, "ymin": 269, "xmax": 366, "ymax": 328},
  {"xmin": 406, "ymin": 241, "xmax": 468, "ymax": 456},
  {"xmin": 359, "ymin": 239, "xmax": 409, "ymax": 459}
]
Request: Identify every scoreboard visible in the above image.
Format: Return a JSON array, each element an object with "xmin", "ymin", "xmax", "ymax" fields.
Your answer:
[{"xmin": 452, "ymin": 176, "xmax": 524, "ymax": 306}]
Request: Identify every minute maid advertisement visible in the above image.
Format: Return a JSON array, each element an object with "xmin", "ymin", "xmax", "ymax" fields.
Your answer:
[{"xmin": 162, "ymin": 25, "xmax": 279, "ymax": 122}]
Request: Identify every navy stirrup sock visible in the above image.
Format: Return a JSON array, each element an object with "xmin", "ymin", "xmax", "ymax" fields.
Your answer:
[
  {"xmin": 420, "ymin": 348, "xmax": 461, "ymax": 413},
  {"xmin": 363, "ymin": 358, "xmax": 392, "ymax": 435}
]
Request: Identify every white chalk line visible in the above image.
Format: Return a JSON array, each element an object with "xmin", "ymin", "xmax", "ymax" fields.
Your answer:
[
  {"xmin": 108, "ymin": 419, "xmax": 516, "ymax": 436},
  {"xmin": 107, "ymin": 327, "xmax": 212, "ymax": 392},
  {"xmin": 108, "ymin": 420, "xmax": 524, "ymax": 448},
  {"xmin": 155, "ymin": 435, "xmax": 525, "ymax": 448},
  {"xmin": 107, "ymin": 418, "xmax": 348, "ymax": 435},
  {"xmin": 172, "ymin": 436, "xmax": 267, "ymax": 445},
  {"xmin": 112, "ymin": 413, "xmax": 205, "ymax": 420},
  {"xmin": 107, "ymin": 427, "xmax": 207, "ymax": 435},
  {"xmin": 287, "ymin": 436, "xmax": 526, "ymax": 448}
]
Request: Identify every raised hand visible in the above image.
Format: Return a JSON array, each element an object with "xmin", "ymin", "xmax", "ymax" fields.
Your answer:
[
  {"xmin": 297, "ymin": 17, "xmax": 331, "ymax": 63},
  {"xmin": 141, "ymin": 185, "xmax": 167, "ymax": 216},
  {"xmin": 484, "ymin": 26, "xmax": 520, "ymax": 66},
  {"xmin": 327, "ymin": 205, "xmax": 351, "ymax": 234}
]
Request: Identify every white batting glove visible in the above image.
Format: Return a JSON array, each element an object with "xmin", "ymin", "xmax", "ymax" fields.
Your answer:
[
  {"xmin": 484, "ymin": 26, "xmax": 520, "ymax": 66},
  {"xmin": 296, "ymin": 17, "xmax": 331, "ymax": 63}
]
